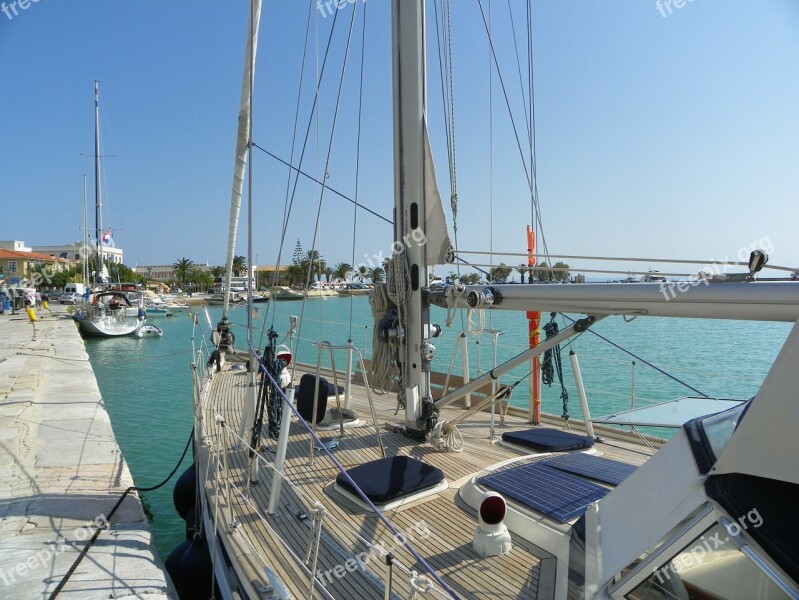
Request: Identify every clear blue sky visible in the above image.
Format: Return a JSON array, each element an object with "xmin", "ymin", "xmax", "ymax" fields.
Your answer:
[{"xmin": 2, "ymin": 1, "xmax": 798, "ymax": 278}]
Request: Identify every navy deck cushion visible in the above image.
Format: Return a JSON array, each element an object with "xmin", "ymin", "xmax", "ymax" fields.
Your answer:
[
  {"xmin": 294, "ymin": 378, "xmax": 345, "ymax": 401},
  {"xmin": 337, "ymin": 456, "xmax": 445, "ymax": 504},
  {"xmin": 296, "ymin": 374, "xmax": 329, "ymax": 424},
  {"xmin": 502, "ymin": 428, "xmax": 594, "ymax": 452}
]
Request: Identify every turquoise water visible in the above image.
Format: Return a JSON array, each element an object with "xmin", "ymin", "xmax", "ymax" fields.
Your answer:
[{"xmin": 84, "ymin": 297, "xmax": 792, "ymax": 561}]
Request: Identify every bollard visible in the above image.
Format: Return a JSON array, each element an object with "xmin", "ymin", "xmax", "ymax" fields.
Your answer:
[
  {"xmin": 42, "ymin": 300, "xmax": 49, "ymax": 310},
  {"xmin": 26, "ymin": 307, "xmax": 37, "ymax": 322}
]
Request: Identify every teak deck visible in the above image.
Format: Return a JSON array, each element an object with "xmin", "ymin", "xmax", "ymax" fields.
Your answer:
[{"xmin": 198, "ymin": 363, "xmax": 654, "ymax": 599}]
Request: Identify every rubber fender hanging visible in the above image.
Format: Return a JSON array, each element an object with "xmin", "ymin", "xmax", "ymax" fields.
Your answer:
[{"xmin": 172, "ymin": 464, "xmax": 196, "ymax": 520}]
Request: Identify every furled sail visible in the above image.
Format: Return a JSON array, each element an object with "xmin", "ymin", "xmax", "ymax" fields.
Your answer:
[
  {"xmin": 423, "ymin": 120, "xmax": 454, "ymax": 265},
  {"xmin": 222, "ymin": 0, "xmax": 262, "ymax": 318}
]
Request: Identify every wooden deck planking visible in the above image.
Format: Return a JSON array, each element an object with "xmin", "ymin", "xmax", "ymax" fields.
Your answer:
[{"xmin": 198, "ymin": 363, "xmax": 655, "ymax": 599}]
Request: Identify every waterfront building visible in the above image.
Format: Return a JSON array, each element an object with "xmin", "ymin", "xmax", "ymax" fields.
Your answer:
[{"xmin": 0, "ymin": 241, "xmax": 75, "ymax": 287}]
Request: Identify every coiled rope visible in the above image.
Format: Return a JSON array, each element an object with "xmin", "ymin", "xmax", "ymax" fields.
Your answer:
[
  {"xmin": 386, "ymin": 253, "xmax": 412, "ymax": 306},
  {"xmin": 541, "ymin": 313, "xmax": 569, "ymax": 421},
  {"xmin": 368, "ymin": 283, "xmax": 398, "ymax": 392}
]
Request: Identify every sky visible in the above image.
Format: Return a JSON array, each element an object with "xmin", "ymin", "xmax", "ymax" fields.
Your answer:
[{"xmin": 1, "ymin": 1, "xmax": 798, "ymax": 280}]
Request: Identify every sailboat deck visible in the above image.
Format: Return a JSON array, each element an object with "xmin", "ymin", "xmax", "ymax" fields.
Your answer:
[{"xmin": 199, "ymin": 365, "xmax": 652, "ymax": 599}]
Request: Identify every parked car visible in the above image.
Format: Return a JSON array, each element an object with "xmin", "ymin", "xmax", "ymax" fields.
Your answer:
[
  {"xmin": 59, "ymin": 292, "xmax": 83, "ymax": 305},
  {"xmin": 41, "ymin": 289, "xmax": 60, "ymax": 301}
]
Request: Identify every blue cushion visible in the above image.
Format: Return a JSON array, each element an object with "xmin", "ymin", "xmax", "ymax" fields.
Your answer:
[
  {"xmin": 294, "ymin": 380, "xmax": 345, "ymax": 399},
  {"xmin": 502, "ymin": 428, "xmax": 594, "ymax": 452},
  {"xmin": 337, "ymin": 456, "xmax": 445, "ymax": 504},
  {"xmin": 296, "ymin": 374, "xmax": 329, "ymax": 424}
]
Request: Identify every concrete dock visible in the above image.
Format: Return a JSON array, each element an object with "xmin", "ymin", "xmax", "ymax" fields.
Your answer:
[{"xmin": 0, "ymin": 304, "xmax": 174, "ymax": 598}]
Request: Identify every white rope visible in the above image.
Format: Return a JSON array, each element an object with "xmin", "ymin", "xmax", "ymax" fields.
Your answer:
[
  {"xmin": 387, "ymin": 253, "xmax": 412, "ymax": 305},
  {"xmin": 368, "ymin": 283, "xmax": 398, "ymax": 392},
  {"xmin": 443, "ymin": 284, "xmax": 465, "ymax": 328},
  {"xmin": 466, "ymin": 308, "xmax": 484, "ymax": 337},
  {"xmin": 306, "ymin": 502, "xmax": 326, "ymax": 600},
  {"xmin": 430, "ymin": 420, "xmax": 463, "ymax": 453},
  {"xmin": 410, "ymin": 572, "xmax": 434, "ymax": 599}
]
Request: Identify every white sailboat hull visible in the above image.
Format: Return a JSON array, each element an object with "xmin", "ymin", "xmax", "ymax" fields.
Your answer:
[{"xmin": 76, "ymin": 314, "xmax": 143, "ymax": 337}]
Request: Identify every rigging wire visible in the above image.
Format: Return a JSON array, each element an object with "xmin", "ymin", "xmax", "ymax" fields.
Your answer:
[
  {"xmin": 267, "ymin": 5, "xmax": 342, "ymax": 332},
  {"xmin": 560, "ymin": 314, "xmax": 709, "ymax": 398},
  {"xmin": 475, "ymin": 0, "xmax": 553, "ymax": 266},
  {"xmin": 432, "ymin": 0, "xmax": 464, "ymax": 330},
  {"xmin": 292, "ymin": 0, "xmax": 360, "ymax": 365},
  {"xmin": 487, "ymin": 0, "xmax": 494, "ymax": 334},
  {"xmin": 262, "ymin": 0, "xmax": 314, "ymax": 338},
  {"xmin": 475, "ymin": 0, "xmax": 534, "ymax": 194},
  {"xmin": 349, "ymin": 2, "xmax": 368, "ymax": 343},
  {"xmin": 251, "ymin": 144, "xmax": 391, "ymax": 225}
]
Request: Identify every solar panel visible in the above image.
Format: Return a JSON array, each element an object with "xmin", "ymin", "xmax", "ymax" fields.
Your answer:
[
  {"xmin": 542, "ymin": 453, "xmax": 637, "ymax": 486},
  {"xmin": 478, "ymin": 462, "xmax": 608, "ymax": 523}
]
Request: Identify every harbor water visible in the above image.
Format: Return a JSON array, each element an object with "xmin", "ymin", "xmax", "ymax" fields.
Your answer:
[{"xmin": 83, "ymin": 295, "xmax": 791, "ymax": 561}]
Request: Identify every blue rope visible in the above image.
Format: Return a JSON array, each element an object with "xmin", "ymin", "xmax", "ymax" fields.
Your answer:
[{"xmin": 541, "ymin": 315, "xmax": 569, "ymax": 420}]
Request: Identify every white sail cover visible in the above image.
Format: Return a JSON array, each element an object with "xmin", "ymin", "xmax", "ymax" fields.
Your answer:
[
  {"xmin": 713, "ymin": 319, "xmax": 799, "ymax": 485},
  {"xmin": 223, "ymin": 0, "xmax": 262, "ymax": 316},
  {"xmin": 423, "ymin": 120, "xmax": 454, "ymax": 265}
]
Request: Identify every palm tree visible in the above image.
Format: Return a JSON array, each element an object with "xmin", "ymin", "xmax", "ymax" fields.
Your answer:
[
  {"xmin": 303, "ymin": 250, "xmax": 325, "ymax": 284},
  {"xmin": 284, "ymin": 264, "xmax": 303, "ymax": 288},
  {"xmin": 356, "ymin": 265, "xmax": 369, "ymax": 283},
  {"xmin": 232, "ymin": 255, "xmax": 247, "ymax": 277},
  {"xmin": 515, "ymin": 264, "xmax": 528, "ymax": 284},
  {"xmin": 210, "ymin": 265, "xmax": 225, "ymax": 279},
  {"xmin": 173, "ymin": 258, "xmax": 194, "ymax": 291},
  {"xmin": 333, "ymin": 262, "xmax": 352, "ymax": 283},
  {"xmin": 489, "ymin": 263, "xmax": 512, "ymax": 283},
  {"xmin": 368, "ymin": 267, "xmax": 384, "ymax": 284},
  {"xmin": 190, "ymin": 269, "xmax": 214, "ymax": 293}
]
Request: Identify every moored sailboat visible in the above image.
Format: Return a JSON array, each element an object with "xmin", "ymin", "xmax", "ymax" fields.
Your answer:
[
  {"xmin": 172, "ymin": 3, "xmax": 799, "ymax": 599},
  {"xmin": 73, "ymin": 81, "xmax": 144, "ymax": 338}
]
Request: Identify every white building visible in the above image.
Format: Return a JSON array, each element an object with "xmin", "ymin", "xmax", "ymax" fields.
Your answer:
[
  {"xmin": 135, "ymin": 263, "xmax": 211, "ymax": 282},
  {"xmin": 31, "ymin": 241, "xmax": 124, "ymax": 265},
  {"xmin": 0, "ymin": 241, "xmax": 32, "ymax": 253}
]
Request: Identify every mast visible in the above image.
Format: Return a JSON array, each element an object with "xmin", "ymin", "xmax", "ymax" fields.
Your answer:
[
  {"xmin": 82, "ymin": 174, "xmax": 89, "ymax": 286},
  {"xmin": 392, "ymin": 0, "xmax": 433, "ymax": 434},
  {"xmin": 94, "ymin": 80, "xmax": 103, "ymax": 285},
  {"xmin": 217, "ymin": 0, "xmax": 262, "ymax": 353}
]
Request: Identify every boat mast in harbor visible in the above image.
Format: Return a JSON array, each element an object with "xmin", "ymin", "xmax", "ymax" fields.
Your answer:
[{"xmin": 93, "ymin": 80, "xmax": 106, "ymax": 285}]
